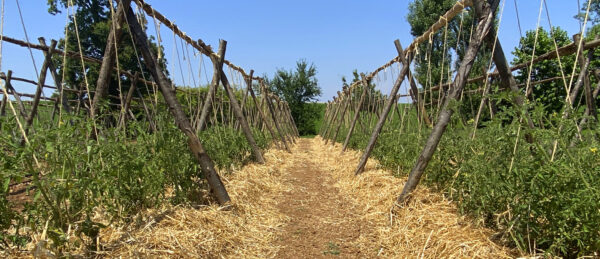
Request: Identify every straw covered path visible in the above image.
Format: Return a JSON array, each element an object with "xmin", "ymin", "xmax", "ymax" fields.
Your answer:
[{"xmin": 102, "ymin": 137, "xmax": 515, "ymax": 258}]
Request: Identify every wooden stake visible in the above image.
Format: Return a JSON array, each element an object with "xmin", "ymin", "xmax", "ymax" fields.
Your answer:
[
  {"xmin": 396, "ymin": 0, "xmax": 497, "ymax": 204},
  {"xmin": 342, "ymin": 74, "xmax": 371, "ymax": 152},
  {"xmin": 197, "ymin": 39, "xmax": 226, "ymax": 131},
  {"xmin": 262, "ymin": 82, "xmax": 292, "ymax": 150},
  {"xmin": 355, "ymin": 40, "xmax": 412, "ymax": 175},
  {"xmin": 23, "ymin": 38, "xmax": 57, "ymax": 140},
  {"xmin": 217, "ymin": 43, "xmax": 265, "ymax": 164},
  {"xmin": 125, "ymin": 2, "xmax": 230, "ymax": 205},
  {"xmin": 92, "ymin": 0, "xmax": 130, "ymax": 117}
]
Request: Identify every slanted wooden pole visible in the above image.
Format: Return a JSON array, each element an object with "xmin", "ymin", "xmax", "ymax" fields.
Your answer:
[
  {"xmin": 275, "ymin": 97, "xmax": 295, "ymax": 143},
  {"xmin": 331, "ymin": 87, "xmax": 350, "ymax": 145},
  {"xmin": 480, "ymin": 9, "xmax": 535, "ymax": 139},
  {"xmin": 118, "ymin": 72, "xmax": 139, "ymax": 129},
  {"xmin": 320, "ymin": 99, "xmax": 336, "ymax": 137},
  {"xmin": 355, "ymin": 40, "xmax": 412, "ymax": 175},
  {"xmin": 319, "ymin": 102, "xmax": 331, "ymax": 136},
  {"xmin": 580, "ymin": 69, "xmax": 600, "ymax": 127},
  {"xmin": 342, "ymin": 74, "xmax": 370, "ymax": 152},
  {"xmin": 197, "ymin": 39, "xmax": 226, "ymax": 131},
  {"xmin": 125, "ymin": 2, "xmax": 230, "ymax": 205},
  {"xmin": 262, "ymin": 82, "xmax": 291, "ymax": 150},
  {"xmin": 217, "ymin": 42, "xmax": 265, "ymax": 164},
  {"xmin": 578, "ymin": 35, "xmax": 597, "ymax": 122},
  {"xmin": 239, "ymin": 70, "xmax": 253, "ymax": 115},
  {"xmin": 39, "ymin": 39, "xmax": 71, "ymax": 115},
  {"xmin": 92, "ymin": 0, "xmax": 130, "ymax": 117},
  {"xmin": 2, "ymin": 72, "xmax": 27, "ymax": 118},
  {"xmin": 0, "ymin": 93, "xmax": 6, "ymax": 117},
  {"xmin": 247, "ymin": 74, "xmax": 287, "ymax": 151},
  {"xmin": 285, "ymin": 102, "xmax": 299, "ymax": 136},
  {"xmin": 396, "ymin": 0, "xmax": 497, "ymax": 204},
  {"xmin": 324, "ymin": 91, "xmax": 343, "ymax": 144},
  {"xmin": 23, "ymin": 38, "xmax": 56, "ymax": 139},
  {"xmin": 407, "ymin": 69, "xmax": 431, "ymax": 126}
]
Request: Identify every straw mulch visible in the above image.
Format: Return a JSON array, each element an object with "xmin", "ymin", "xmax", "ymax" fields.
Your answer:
[
  {"xmin": 311, "ymin": 136, "xmax": 517, "ymax": 258},
  {"xmin": 98, "ymin": 146, "xmax": 295, "ymax": 258}
]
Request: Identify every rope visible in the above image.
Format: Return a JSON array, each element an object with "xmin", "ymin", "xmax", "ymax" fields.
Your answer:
[
  {"xmin": 108, "ymin": 1, "xmax": 126, "ymax": 122},
  {"xmin": 68, "ymin": 0, "xmax": 100, "ymax": 137},
  {"xmin": 58, "ymin": 4, "xmax": 71, "ymax": 124},
  {"xmin": 472, "ymin": 0, "xmax": 507, "ymax": 139},
  {"xmin": 15, "ymin": 0, "xmax": 41, "ymax": 94},
  {"xmin": 542, "ymin": 0, "xmax": 569, "ymax": 96},
  {"xmin": 550, "ymin": 0, "xmax": 592, "ymax": 161},
  {"xmin": 510, "ymin": 0, "xmax": 545, "ymax": 173},
  {"xmin": 0, "ymin": 0, "xmax": 40, "ymax": 167},
  {"xmin": 513, "ymin": 0, "xmax": 523, "ymax": 39}
]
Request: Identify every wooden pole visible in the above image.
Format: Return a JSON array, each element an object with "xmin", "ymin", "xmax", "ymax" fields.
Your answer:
[
  {"xmin": 196, "ymin": 40, "xmax": 226, "ymax": 132},
  {"xmin": 124, "ymin": 2, "xmax": 230, "ymax": 205},
  {"xmin": 342, "ymin": 74, "xmax": 370, "ymax": 152},
  {"xmin": 407, "ymin": 69, "xmax": 432, "ymax": 126},
  {"xmin": 23, "ymin": 39, "xmax": 56, "ymax": 139},
  {"xmin": 2, "ymin": 71, "xmax": 27, "ymax": 118},
  {"xmin": 578, "ymin": 35, "xmax": 597, "ymax": 121},
  {"xmin": 0, "ymin": 93, "xmax": 6, "ymax": 117},
  {"xmin": 320, "ymin": 99, "xmax": 336, "ymax": 137},
  {"xmin": 319, "ymin": 102, "xmax": 331, "ymax": 136},
  {"xmin": 92, "ymin": 0, "xmax": 130, "ymax": 117},
  {"xmin": 119, "ymin": 72, "xmax": 139, "ymax": 129},
  {"xmin": 331, "ymin": 87, "xmax": 350, "ymax": 145},
  {"xmin": 396, "ymin": 0, "xmax": 497, "ymax": 204},
  {"xmin": 284, "ymin": 102, "xmax": 299, "ymax": 136},
  {"xmin": 247, "ymin": 73, "xmax": 287, "ymax": 151},
  {"xmin": 39, "ymin": 39, "xmax": 71, "ymax": 115},
  {"xmin": 217, "ymin": 42, "xmax": 265, "ymax": 164},
  {"xmin": 262, "ymin": 82, "xmax": 291, "ymax": 150},
  {"xmin": 355, "ymin": 40, "xmax": 412, "ymax": 175},
  {"xmin": 324, "ymin": 91, "xmax": 342, "ymax": 144}
]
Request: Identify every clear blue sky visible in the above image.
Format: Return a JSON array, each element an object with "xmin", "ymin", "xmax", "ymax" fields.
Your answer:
[{"xmin": 0, "ymin": 0, "xmax": 585, "ymax": 102}]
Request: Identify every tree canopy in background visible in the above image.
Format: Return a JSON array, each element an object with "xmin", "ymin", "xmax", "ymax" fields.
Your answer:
[
  {"xmin": 46, "ymin": 0, "xmax": 166, "ymax": 103},
  {"xmin": 268, "ymin": 60, "xmax": 321, "ymax": 136},
  {"xmin": 511, "ymin": 27, "xmax": 574, "ymax": 114}
]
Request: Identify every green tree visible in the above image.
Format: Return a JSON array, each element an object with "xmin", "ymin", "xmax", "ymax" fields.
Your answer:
[
  {"xmin": 268, "ymin": 60, "xmax": 322, "ymax": 135},
  {"xmin": 47, "ymin": 0, "xmax": 166, "ymax": 106},
  {"xmin": 407, "ymin": 0, "xmax": 494, "ymax": 119},
  {"xmin": 512, "ymin": 27, "xmax": 574, "ymax": 114},
  {"xmin": 576, "ymin": 0, "xmax": 600, "ymax": 24}
]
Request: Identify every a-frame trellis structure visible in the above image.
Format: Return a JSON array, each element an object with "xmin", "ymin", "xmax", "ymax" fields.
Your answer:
[
  {"xmin": 320, "ymin": 0, "xmax": 599, "ymax": 206},
  {"xmin": 0, "ymin": 0, "xmax": 298, "ymax": 205}
]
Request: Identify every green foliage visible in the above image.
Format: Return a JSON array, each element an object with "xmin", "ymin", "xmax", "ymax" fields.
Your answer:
[
  {"xmin": 512, "ymin": 27, "xmax": 575, "ymax": 114},
  {"xmin": 0, "ymin": 106, "xmax": 271, "ymax": 254},
  {"xmin": 268, "ymin": 60, "xmax": 322, "ymax": 135},
  {"xmin": 576, "ymin": 0, "xmax": 600, "ymax": 24},
  {"xmin": 407, "ymin": 0, "xmax": 492, "ymax": 92},
  {"xmin": 47, "ymin": 0, "xmax": 167, "ymax": 104}
]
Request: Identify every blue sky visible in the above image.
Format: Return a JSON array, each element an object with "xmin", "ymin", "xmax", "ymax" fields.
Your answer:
[{"xmin": 0, "ymin": 0, "xmax": 586, "ymax": 102}]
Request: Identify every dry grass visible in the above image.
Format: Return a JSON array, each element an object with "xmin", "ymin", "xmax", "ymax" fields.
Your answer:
[
  {"xmin": 4, "ymin": 137, "xmax": 520, "ymax": 258},
  {"xmin": 97, "ymin": 145, "xmax": 296, "ymax": 258},
  {"xmin": 312, "ymin": 136, "xmax": 516, "ymax": 258}
]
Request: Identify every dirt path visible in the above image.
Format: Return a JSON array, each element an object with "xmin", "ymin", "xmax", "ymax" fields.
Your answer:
[{"xmin": 274, "ymin": 140, "xmax": 376, "ymax": 258}]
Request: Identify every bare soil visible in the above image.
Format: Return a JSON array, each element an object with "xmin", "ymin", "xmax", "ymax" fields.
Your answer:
[{"xmin": 274, "ymin": 140, "xmax": 377, "ymax": 258}]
